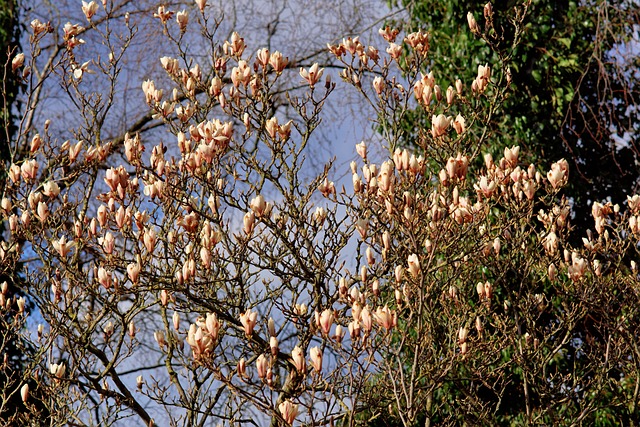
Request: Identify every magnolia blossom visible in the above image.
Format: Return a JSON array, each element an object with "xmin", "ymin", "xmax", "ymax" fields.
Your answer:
[
  {"xmin": 136, "ymin": 375, "xmax": 144, "ymax": 390},
  {"xmin": 30, "ymin": 133, "xmax": 42, "ymax": 152},
  {"xmin": 431, "ymin": 114, "xmax": 451, "ymax": 138},
  {"xmin": 224, "ymin": 32, "xmax": 245, "ymax": 56},
  {"xmin": 237, "ymin": 357, "xmax": 247, "ymax": 378},
  {"xmin": 195, "ymin": 0, "xmax": 207, "ymax": 12},
  {"xmin": 407, "ymin": 254, "xmax": 421, "ymax": 278},
  {"xmin": 52, "ymin": 236, "xmax": 74, "ymax": 258},
  {"xmin": 452, "ymin": 114, "xmax": 466, "ymax": 134},
  {"xmin": 240, "ymin": 308, "xmax": 258, "ymax": 336},
  {"xmin": 43, "ymin": 180, "xmax": 60, "ymax": 197},
  {"xmin": 361, "ymin": 306, "xmax": 373, "ymax": 334},
  {"xmin": 256, "ymin": 354, "xmax": 268, "ymax": 379},
  {"xmin": 372, "ymin": 76, "xmax": 385, "ymax": 95},
  {"xmin": 317, "ymin": 177, "xmax": 335, "ymax": 197},
  {"xmin": 21, "ymin": 159, "xmax": 38, "ymax": 181},
  {"xmin": 547, "ymin": 158, "xmax": 569, "ymax": 189},
  {"xmin": 37, "ymin": 201, "xmax": 49, "ymax": 223},
  {"xmin": 50, "ymin": 363, "xmax": 66, "ymax": 379},
  {"xmin": 153, "ymin": 5, "xmax": 173, "ymax": 23},
  {"xmin": 11, "ymin": 53, "xmax": 24, "ymax": 72},
  {"xmin": 16, "ymin": 296, "xmax": 25, "ymax": 313},
  {"xmin": 97, "ymin": 267, "xmax": 112, "ymax": 289},
  {"xmin": 269, "ymin": 51, "xmax": 288, "ymax": 73},
  {"xmin": 243, "ymin": 211, "xmax": 255, "ymax": 235},
  {"xmin": 476, "ymin": 281, "xmax": 493, "ymax": 301},
  {"xmin": 250, "ymin": 194, "xmax": 270, "ymax": 217},
  {"xmin": 379, "ymin": 26, "xmax": 399, "ymax": 42},
  {"xmin": 231, "ymin": 60, "xmax": 251, "ymax": 87},
  {"xmin": 173, "ymin": 311, "xmax": 180, "ymax": 331},
  {"xmin": 568, "ymin": 253, "xmax": 587, "ymax": 282},
  {"xmin": 21, "ymin": 384, "xmax": 29, "ymax": 402},
  {"xmin": 386, "ymin": 43, "xmax": 402, "ymax": 59},
  {"xmin": 154, "ymin": 331, "xmax": 167, "ymax": 348},
  {"xmin": 176, "ymin": 10, "xmax": 188, "ymax": 31},
  {"xmin": 186, "ymin": 315, "xmax": 219, "ymax": 360},
  {"xmin": 299, "ymin": 63, "xmax": 324, "ymax": 88},
  {"xmin": 278, "ymin": 400, "xmax": 299, "ymax": 424},
  {"xmin": 473, "ymin": 64, "xmax": 491, "ymax": 92},
  {"xmin": 355, "ymin": 141, "xmax": 367, "ymax": 159},
  {"xmin": 99, "ymin": 231, "xmax": 115, "ymax": 254},
  {"xmin": 317, "ymin": 309, "xmax": 334, "ymax": 335},
  {"xmin": 310, "ymin": 346, "xmax": 323, "ymax": 372},
  {"xmin": 374, "ymin": 305, "xmax": 396, "ymax": 330},
  {"xmin": 467, "ymin": 12, "xmax": 479, "ymax": 33},
  {"xmin": 458, "ymin": 326, "xmax": 468, "ymax": 344},
  {"xmin": 82, "ymin": 1, "xmax": 98, "ymax": 21},
  {"xmin": 143, "ymin": 228, "xmax": 157, "ymax": 253},
  {"xmin": 334, "ymin": 324, "xmax": 345, "ymax": 344},
  {"xmin": 270, "ymin": 336, "xmax": 279, "ymax": 355},
  {"xmin": 291, "ymin": 345, "xmax": 306, "ymax": 373}
]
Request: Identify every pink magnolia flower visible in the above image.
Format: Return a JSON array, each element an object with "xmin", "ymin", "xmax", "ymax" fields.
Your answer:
[
  {"xmin": 153, "ymin": 5, "xmax": 173, "ymax": 23},
  {"xmin": 361, "ymin": 306, "xmax": 373, "ymax": 334},
  {"xmin": 374, "ymin": 305, "xmax": 396, "ymax": 330},
  {"xmin": 474, "ymin": 64, "xmax": 491, "ymax": 92},
  {"xmin": 52, "ymin": 236, "xmax": 75, "ymax": 258},
  {"xmin": 176, "ymin": 10, "xmax": 188, "ymax": 32},
  {"xmin": 20, "ymin": 384, "xmax": 29, "ymax": 403},
  {"xmin": 386, "ymin": 43, "xmax": 402, "ymax": 60},
  {"xmin": 11, "ymin": 53, "xmax": 24, "ymax": 72},
  {"xmin": 547, "ymin": 159, "xmax": 569, "ymax": 189},
  {"xmin": 82, "ymin": 1, "xmax": 98, "ymax": 21},
  {"xmin": 310, "ymin": 346, "xmax": 322, "ymax": 372},
  {"xmin": 37, "ymin": 201, "xmax": 49, "ymax": 223},
  {"xmin": 195, "ymin": 0, "xmax": 207, "ymax": 12},
  {"xmin": 317, "ymin": 309, "xmax": 334, "ymax": 335},
  {"xmin": 446, "ymin": 85, "xmax": 455, "ymax": 105},
  {"xmin": 407, "ymin": 254, "xmax": 421, "ymax": 278},
  {"xmin": 270, "ymin": 336, "xmax": 279, "ymax": 356},
  {"xmin": 278, "ymin": 400, "xmax": 298, "ymax": 425},
  {"xmin": 256, "ymin": 354, "xmax": 268, "ymax": 379},
  {"xmin": 317, "ymin": 177, "xmax": 335, "ymax": 198},
  {"xmin": 372, "ymin": 76, "xmax": 385, "ymax": 95},
  {"xmin": 299, "ymin": 63, "xmax": 323, "ymax": 88},
  {"xmin": 378, "ymin": 26, "xmax": 399, "ymax": 42},
  {"xmin": 269, "ymin": 51, "xmax": 288, "ymax": 73},
  {"xmin": 237, "ymin": 357, "xmax": 247, "ymax": 378},
  {"xmin": 467, "ymin": 12, "xmax": 479, "ymax": 33},
  {"xmin": 224, "ymin": 32, "xmax": 245, "ymax": 57},
  {"xmin": 291, "ymin": 345, "xmax": 306, "ymax": 373},
  {"xmin": 431, "ymin": 114, "xmax": 451, "ymax": 138},
  {"xmin": 21, "ymin": 159, "xmax": 38, "ymax": 181},
  {"xmin": 453, "ymin": 114, "xmax": 466, "ymax": 135},
  {"xmin": 240, "ymin": 308, "xmax": 258, "ymax": 336}
]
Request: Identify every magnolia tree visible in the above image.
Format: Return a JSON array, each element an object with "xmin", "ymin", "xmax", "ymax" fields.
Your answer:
[{"xmin": 2, "ymin": 1, "xmax": 640, "ymax": 426}]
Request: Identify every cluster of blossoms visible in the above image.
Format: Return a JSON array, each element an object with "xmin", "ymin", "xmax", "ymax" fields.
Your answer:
[{"xmin": 2, "ymin": 2, "xmax": 640, "ymax": 426}]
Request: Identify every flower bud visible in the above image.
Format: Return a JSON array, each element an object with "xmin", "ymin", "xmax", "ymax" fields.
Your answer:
[
  {"xmin": 310, "ymin": 346, "xmax": 322, "ymax": 373},
  {"xmin": 21, "ymin": 384, "xmax": 29, "ymax": 402},
  {"xmin": 137, "ymin": 375, "xmax": 144, "ymax": 390},
  {"xmin": 270, "ymin": 336, "xmax": 279, "ymax": 356},
  {"xmin": 12, "ymin": 53, "xmax": 25, "ymax": 72},
  {"xmin": 467, "ymin": 12, "xmax": 479, "ymax": 34}
]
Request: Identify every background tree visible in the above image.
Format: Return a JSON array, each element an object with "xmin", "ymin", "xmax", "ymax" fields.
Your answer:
[{"xmin": 386, "ymin": 0, "xmax": 640, "ymax": 237}]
